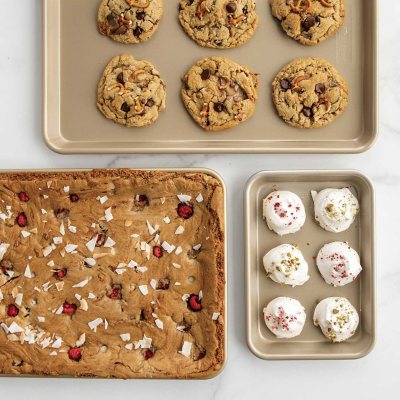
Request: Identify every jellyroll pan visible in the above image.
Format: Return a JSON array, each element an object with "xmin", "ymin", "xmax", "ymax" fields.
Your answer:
[
  {"xmin": 43, "ymin": 0, "xmax": 378, "ymax": 154},
  {"xmin": 245, "ymin": 170, "xmax": 376, "ymax": 360},
  {"xmin": 0, "ymin": 168, "xmax": 227, "ymax": 379}
]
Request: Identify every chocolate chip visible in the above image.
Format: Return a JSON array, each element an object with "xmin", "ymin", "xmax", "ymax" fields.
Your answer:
[
  {"xmin": 106, "ymin": 14, "xmax": 119, "ymax": 29},
  {"xmin": 116, "ymin": 72, "xmax": 124, "ymax": 84},
  {"xmin": 133, "ymin": 26, "xmax": 143, "ymax": 37},
  {"xmin": 146, "ymin": 99, "xmax": 155, "ymax": 107},
  {"xmin": 114, "ymin": 25, "xmax": 128, "ymax": 35},
  {"xmin": 315, "ymin": 83, "xmax": 326, "ymax": 94},
  {"xmin": 226, "ymin": 2, "xmax": 237, "ymax": 13},
  {"xmin": 213, "ymin": 102, "xmax": 225, "ymax": 113},
  {"xmin": 302, "ymin": 107, "xmax": 313, "ymax": 118},
  {"xmin": 280, "ymin": 79, "xmax": 291, "ymax": 91},
  {"xmin": 301, "ymin": 16, "xmax": 316, "ymax": 32},
  {"xmin": 136, "ymin": 11, "xmax": 145, "ymax": 20},
  {"xmin": 201, "ymin": 69, "xmax": 211, "ymax": 80},
  {"xmin": 121, "ymin": 102, "xmax": 130, "ymax": 113}
]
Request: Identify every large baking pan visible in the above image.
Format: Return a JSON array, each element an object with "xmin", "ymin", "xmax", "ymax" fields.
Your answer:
[
  {"xmin": 0, "ymin": 168, "xmax": 227, "ymax": 379},
  {"xmin": 245, "ymin": 170, "xmax": 376, "ymax": 360},
  {"xmin": 43, "ymin": 0, "xmax": 378, "ymax": 154}
]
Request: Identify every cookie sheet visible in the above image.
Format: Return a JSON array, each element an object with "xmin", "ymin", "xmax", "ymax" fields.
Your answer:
[
  {"xmin": 245, "ymin": 170, "xmax": 376, "ymax": 359},
  {"xmin": 43, "ymin": 0, "xmax": 377, "ymax": 153}
]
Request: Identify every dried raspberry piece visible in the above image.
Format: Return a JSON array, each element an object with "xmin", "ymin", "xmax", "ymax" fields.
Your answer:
[
  {"xmin": 96, "ymin": 233, "xmax": 107, "ymax": 247},
  {"xmin": 55, "ymin": 208, "xmax": 70, "ymax": 220},
  {"xmin": 108, "ymin": 284, "xmax": 122, "ymax": 300},
  {"xmin": 135, "ymin": 195, "xmax": 149, "ymax": 208},
  {"xmin": 62, "ymin": 302, "xmax": 77, "ymax": 315},
  {"xmin": 177, "ymin": 203, "xmax": 194, "ymax": 219},
  {"xmin": 156, "ymin": 278, "xmax": 170, "ymax": 290},
  {"xmin": 18, "ymin": 192, "xmax": 29, "ymax": 202},
  {"xmin": 16, "ymin": 212, "xmax": 28, "ymax": 227},
  {"xmin": 153, "ymin": 245, "xmax": 163, "ymax": 258},
  {"xmin": 69, "ymin": 194, "xmax": 79, "ymax": 203},
  {"xmin": 187, "ymin": 294, "xmax": 202, "ymax": 312},
  {"xmin": 144, "ymin": 349, "xmax": 154, "ymax": 360},
  {"xmin": 54, "ymin": 268, "xmax": 67, "ymax": 280},
  {"xmin": 68, "ymin": 347, "xmax": 82, "ymax": 362},
  {"xmin": 7, "ymin": 304, "xmax": 19, "ymax": 317}
]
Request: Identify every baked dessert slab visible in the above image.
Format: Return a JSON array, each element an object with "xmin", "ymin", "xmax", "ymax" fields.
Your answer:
[
  {"xmin": 245, "ymin": 170, "xmax": 375, "ymax": 360},
  {"xmin": 0, "ymin": 169, "xmax": 226, "ymax": 379}
]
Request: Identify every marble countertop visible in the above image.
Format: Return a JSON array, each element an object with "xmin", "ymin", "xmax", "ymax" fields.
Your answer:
[{"xmin": 0, "ymin": 1, "xmax": 398, "ymax": 399}]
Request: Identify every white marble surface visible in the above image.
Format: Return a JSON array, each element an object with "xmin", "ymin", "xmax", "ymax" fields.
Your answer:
[{"xmin": 0, "ymin": 1, "xmax": 399, "ymax": 398}]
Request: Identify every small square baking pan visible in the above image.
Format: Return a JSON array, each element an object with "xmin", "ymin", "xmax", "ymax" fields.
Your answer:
[
  {"xmin": 245, "ymin": 170, "xmax": 376, "ymax": 360},
  {"xmin": 43, "ymin": 0, "xmax": 378, "ymax": 154}
]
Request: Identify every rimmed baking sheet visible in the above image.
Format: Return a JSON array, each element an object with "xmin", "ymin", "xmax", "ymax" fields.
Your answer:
[
  {"xmin": 43, "ymin": 0, "xmax": 378, "ymax": 153},
  {"xmin": 245, "ymin": 170, "xmax": 375, "ymax": 360}
]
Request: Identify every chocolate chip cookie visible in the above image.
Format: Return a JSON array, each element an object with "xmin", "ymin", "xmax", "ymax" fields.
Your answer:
[
  {"xmin": 97, "ymin": 54, "xmax": 166, "ymax": 127},
  {"xmin": 270, "ymin": 0, "xmax": 345, "ymax": 46},
  {"xmin": 272, "ymin": 57, "xmax": 348, "ymax": 129},
  {"xmin": 181, "ymin": 57, "xmax": 259, "ymax": 131},
  {"xmin": 98, "ymin": 0, "xmax": 163, "ymax": 44},
  {"xmin": 178, "ymin": 0, "xmax": 258, "ymax": 49}
]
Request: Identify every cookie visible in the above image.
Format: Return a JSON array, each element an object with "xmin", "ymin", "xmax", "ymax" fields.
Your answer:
[
  {"xmin": 270, "ymin": 0, "xmax": 345, "ymax": 46},
  {"xmin": 181, "ymin": 57, "xmax": 258, "ymax": 131},
  {"xmin": 178, "ymin": 0, "xmax": 259, "ymax": 49},
  {"xmin": 272, "ymin": 57, "xmax": 348, "ymax": 129},
  {"xmin": 97, "ymin": 54, "xmax": 166, "ymax": 128},
  {"xmin": 98, "ymin": 0, "xmax": 163, "ymax": 44}
]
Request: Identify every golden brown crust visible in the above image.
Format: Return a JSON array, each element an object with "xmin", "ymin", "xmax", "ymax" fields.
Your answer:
[{"xmin": 0, "ymin": 169, "xmax": 225, "ymax": 379}]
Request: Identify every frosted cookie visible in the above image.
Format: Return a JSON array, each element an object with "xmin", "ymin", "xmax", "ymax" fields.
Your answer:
[
  {"xmin": 311, "ymin": 187, "xmax": 359, "ymax": 232},
  {"xmin": 314, "ymin": 297, "xmax": 359, "ymax": 342},
  {"xmin": 263, "ymin": 297, "xmax": 306, "ymax": 338},
  {"xmin": 316, "ymin": 242, "xmax": 362, "ymax": 287},
  {"xmin": 263, "ymin": 244, "xmax": 309, "ymax": 287},
  {"xmin": 263, "ymin": 190, "xmax": 306, "ymax": 235}
]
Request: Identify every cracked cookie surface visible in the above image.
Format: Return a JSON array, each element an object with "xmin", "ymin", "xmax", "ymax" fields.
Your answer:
[
  {"xmin": 272, "ymin": 57, "xmax": 348, "ymax": 129},
  {"xmin": 270, "ymin": 0, "xmax": 345, "ymax": 46},
  {"xmin": 98, "ymin": 0, "xmax": 163, "ymax": 44},
  {"xmin": 181, "ymin": 57, "xmax": 258, "ymax": 131},
  {"xmin": 97, "ymin": 54, "xmax": 166, "ymax": 128},
  {"xmin": 178, "ymin": 0, "xmax": 259, "ymax": 49}
]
